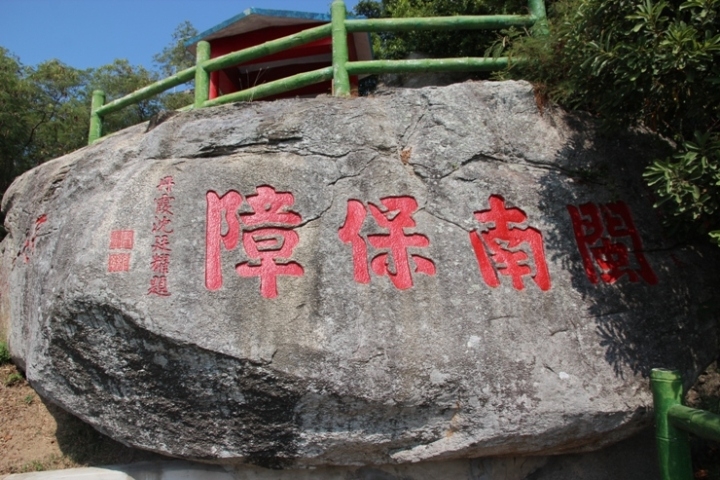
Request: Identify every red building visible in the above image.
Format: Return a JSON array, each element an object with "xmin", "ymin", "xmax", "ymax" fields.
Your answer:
[{"xmin": 185, "ymin": 8, "xmax": 372, "ymax": 100}]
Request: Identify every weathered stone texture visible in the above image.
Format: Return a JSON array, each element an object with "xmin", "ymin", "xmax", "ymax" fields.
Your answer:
[{"xmin": 1, "ymin": 81, "xmax": 717, "ymax": 468}]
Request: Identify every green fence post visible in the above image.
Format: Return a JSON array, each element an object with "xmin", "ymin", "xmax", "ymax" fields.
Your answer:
[
  {"xmin": 528, "ymin": 0, "xmax": 549, "ymax": 36},
  {"xmin": 88, "ymin": 89, "xmax": 105, "ymax": 145},
  {"xmin": 331, "ymin": 0, "xmax": 351, "ymax": 97},
  {"xmin": 195, "ymin": 40, "xmax": 211, "ymax": 108},
  {"xmin": 650, "ymin": 369, "xmax": 693, "ymax": 480}
]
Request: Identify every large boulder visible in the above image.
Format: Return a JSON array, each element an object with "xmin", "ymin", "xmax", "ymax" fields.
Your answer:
[{"xmin": 1, "ymin": 80, "xmax": 717, "ymax": 468}]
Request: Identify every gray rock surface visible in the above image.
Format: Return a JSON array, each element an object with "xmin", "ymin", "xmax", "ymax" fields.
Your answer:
[{"xmin": 1, "ymin": 80, "xmax": 717, "ymax": 468}]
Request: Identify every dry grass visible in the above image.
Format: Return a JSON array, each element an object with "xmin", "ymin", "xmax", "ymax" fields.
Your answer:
[{"xmin": 0, "ymin": 363, "xmax": 164, "ymax": 475}]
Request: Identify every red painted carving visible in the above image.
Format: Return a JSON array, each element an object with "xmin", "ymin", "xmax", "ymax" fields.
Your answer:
[
  {"xmin": 152, "ymin": 216, "xmax": 173, "ymax": 234},
  {"xmin": 157, "ymin": 176, "xmax": 175, "ymax": 193},
  {"xmin": 241, "ymin": 185, "xmax": 302, "ymax": 226},
  {"xmin": 236, "ymin": 228, "xmax": 304, "ymax": 298},
  {"xmin": 567, "ymin": 201, "xmax": 658, "ymax": 285},
  {"xmin": 148, "ymin": 275, "xmax": 171, "ymax": 296},
  {"xmin": 109, "ymin": 230, "xmax": 134, "ymax": 250},
  {"xmin": 155, "ymin": 195, "xmax": 174, "ymax": 216},
  {"xmin": 469, "ymin": 195, "xmax": 551, "ymax": 291},
  {"xmin": 151, "ymin": 253, "xmax": 171, "ymax": 275},
  {"xmin": 20, "ymin": 214, "xmax": 47, "ymax": 263},
  {"xmin": 151, "ymin": 235, "xmax": 171, "ymax": 253},
  {"xmin": 148, "ymin": 176, "xmax": 175, "ymax": 296},
  {"xmin": 205, "ymin": 190, "xmax": 242, "ymax": 291},
  {"xmin": 205, "ymin": 185, "xmax": 304, "ymax": 298},
  {"xmin": 338, "ymin": 200, "xmax": 370, "ymax": 283},
  {"xmin": 108, "ymin": 253, "xmax": 131, "ymax": 272},
  {"xmin": 338, "ymin": 196, "xmax": 435, "ymax": 290},
  {"xmin": 108, "ymin": 229, "xmax": 134, "ymax": 273}
]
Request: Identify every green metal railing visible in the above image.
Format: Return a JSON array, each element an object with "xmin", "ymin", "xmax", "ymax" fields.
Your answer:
[
  {"xmin": 87, "ymin": 0, "xmax": 547, "ymax": 144},
  {"xmin": 651, "ymin": 369, "xmax": 720, "ymax": 480}
]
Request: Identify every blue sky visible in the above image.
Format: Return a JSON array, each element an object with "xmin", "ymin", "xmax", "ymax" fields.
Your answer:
[{"xmin": 0, "ymin": 0, "xmax": 360, "ymax": 70}]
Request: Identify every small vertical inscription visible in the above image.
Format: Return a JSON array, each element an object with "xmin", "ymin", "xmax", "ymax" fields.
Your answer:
[{"xmin": 148, "ymin": 176, "xmax": 175, "ymax": 296}]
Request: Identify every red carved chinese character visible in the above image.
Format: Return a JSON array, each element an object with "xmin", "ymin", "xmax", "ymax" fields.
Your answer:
[
  {"xmin": 151, "ymin": 235, "xmax": 171, "ymax": 253},
  {"xmin": 469, "ymin": 195, "xmax": 551, "ymax": 291},
  {"xmin": 241, "ymin": 185, "xmax": 302, "ymax": 227},
  {"xmin": 338, "ymin": 196, "xmax": 435, "ymax": 290},
  {"xmin": 108, "ymin": 253, "xmax": 131, "ymax": 272},
  {"xmin": 157, "ymin": 176, "xmax": 175, "ymax": 193},
  {"xmin": 109, "ymin": 230, "xmax": 134, "ymax": 250},
  {"xmin": 205, "ymin": 190, "xmax": 243, "ymax": 290},
  {"xmin": 205, "ymin": 186, "xmax": 304, "ymax": 298},
  {"xmin": 236, "ymin": 228, "xmax": 304, "ymax": 298},
  {"xmin": 567, "ymin": 201, "xmax": 657, "ymax": 285},
  {"xmin": 148, "ymin": 275, "xmax": 170, "ymax": 296},
  {"xmin": 151, "ymin": 253, "xmax": 171, "ymax": 274},
  {"xmin": 21, "ymin": 214, "xmax": 48, "ymax": 263},
  {"xmin": 235, "ymin": 186, "xmax": 303, "ymax": 299},
  {"xmin": 155, "ymin": 195, "xmax": 174, "ymax": 216},
  {"xmin": 338, "ymin": 200, "xmax": 371, "ymax": 283},
  {"xmin": 152, "ymin": 216, "xmax": 173, "ymax": 234}
]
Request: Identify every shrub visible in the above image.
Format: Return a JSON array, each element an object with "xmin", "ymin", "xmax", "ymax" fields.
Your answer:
[
  {"xmin": 500, "ymin": 0, "xmax": 720, "ymax": 242},
  {"xmin": 5, "ymin": 372, "xmax": 23, "ymax": 386},
  {"xmin": 0, "ymin": 340, "xmax": 10, "ymax": 365}
]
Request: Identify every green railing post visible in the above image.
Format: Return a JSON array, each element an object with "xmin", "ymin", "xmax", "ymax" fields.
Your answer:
[
  {"xmin": 195, "ymin": 40, "xmax": 211, "ymax": 108},
  {"xmin": 651, "ymin": 369, "xmax": 693, "ymax": 480},
  {"xmin": 88, "ymin": 89, "xmax": 105, "ymax": 145},
  {"xmin": 528, "ymin": 0, "xmax": 549, "ymax": 36},
  {"xmin": 331, "ymin": 0, "xmax": 351, "ymax": 97},
  {"xmin": 83, "ymin": 0, "xmax": 549, "ymax": 141}
]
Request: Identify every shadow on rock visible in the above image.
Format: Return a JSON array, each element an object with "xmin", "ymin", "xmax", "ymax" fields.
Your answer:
[
  {"xmin": 42, "ymin": 395, "xmax": 167, "ymax": 466},
  {"xmin": 536, "ymin": 119, "xmax": 720, "ymax": 380}
]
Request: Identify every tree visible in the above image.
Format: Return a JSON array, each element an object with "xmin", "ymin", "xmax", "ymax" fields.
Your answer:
[
  {"xmin": 0, "ymin": 20, "xmax": 201, "ymax": 225},
  {"xmin": 88, "ymin": 59, "xmax": 161, "ymax": 135},
  {"xmin": 154, "ymin": 21, "xmax": 198, "ymax": 111},
  {"xmin": 0, "ymin": 52, "xmax": 91, "ymax": 186},
  {"xmin": 0, "ymin": 48, "xmax": 33, "ymax": 192},
  {"xmin": 22, "ymin": 59, "xmax": 89, "ymax": 163},
  {"xmin": 500, "ymin": 0, "xmax": 720, "ymax": 244},
  {"xmin": 353, "ymin": 0, "xmax": 527, "ymax": 59},
  {"xmin": 153, "ymin": 21, "xmax": 198, "ymax": 77}
]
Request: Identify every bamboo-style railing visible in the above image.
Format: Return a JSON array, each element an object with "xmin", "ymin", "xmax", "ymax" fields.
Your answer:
[
  {"xmin": 87, "ymin": 0, "xmax": 548, "ymax": 144},
  {"xmin": 651, "ymin": 369, "xmax": 720, "ymax": 480}
]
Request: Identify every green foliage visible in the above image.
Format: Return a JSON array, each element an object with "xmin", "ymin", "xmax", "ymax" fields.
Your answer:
[
  {"xmin": 0, "ymin": 48, "xmax": 36, "ymax": 192},
  {"xmin": 89, "ymin": 59, "xmax": 162, "ymax": 134},
  {"xmin": 353, "ymin": 0, "xmax": 528, "ymax": 60},
  {"xmin": 354, "ymin": 0, "xmax": 383, "ymax": 18},
  {"xmin": 0, "ymin": 340, "xmax": 10, "ymax": 364},
  {"xmin": 645, "ymin": 133, "xmax": 720, "ymax": 240},
  {"xmin": 0, "ymin": 20, "xmax": 198, "ymax": 218},
  {"xmin": 152, "ymin": 21, "xmax": 198, "ymax": 110},
  {"xmin": 153, "ymin": 21, "xmax": 199, "ymax": 77},
  {"xmin": 21, "ymin": 59, "xmax": 90, "ymax": 164},
  {"xmin": 501, "ymin": 0, "xmax": 720, "ymax": 243},
  {"xmin": 4, "ymin": 371, "xmax": 23, "ymax": 386}
]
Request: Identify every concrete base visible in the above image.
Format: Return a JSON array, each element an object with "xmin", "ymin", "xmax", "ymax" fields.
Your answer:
[{"xmin": 2, "ymin": 462, "xmax": 234, "ymax": 480}]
